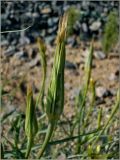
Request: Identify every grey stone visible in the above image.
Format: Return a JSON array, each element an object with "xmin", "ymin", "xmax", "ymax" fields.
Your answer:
[
  {"xmin": 82, "ymin": 23, "xmax": 88, "ymax": 33},
  {"xmin": 96, "ymin": 87, "xmax": 112, "ymax": 98},
  {"xmin": 4, "ymin": 46, "xmax": 16, "ymax": 57},
  {"xmin": 19, "ymin": 36, "xmax": 30, "ymax": 46},
  {"xmin": 67, "ymin": 37, "xmax": 78, "ymax": 47},
  {"xmin": 70, "ymin": 88, "xmax": 80, "ymax": 100},
  {"xmin": 1, "ymin": 40, "xmax": 9, "ymax": 47},
  {"xmin": 109, "ymin": 71, "xmax": 119, "ymax": 81},
  {"xmin": 45, "ymin": 36, "xmax": 55, "ymax": 45},
  {"xmin": 15, "ymin": 51, "xmax": 24, "ymax": 58},
  {"xmin": 47, "ymin": 26, "xmax": 57, "ymax": 34},
  {"xmin": 65, "ymin": 60, "xmax": 77, "ymax": 70},
  {"xmin": 29, "ymin": 59, "xmax": 40, "ymax": 68},
  {"xmin": 89, "ymin": 21, "xmax": 101, "ymax": 31},
  {"xmin": 94, "ymin": 51, "xmax": 106, "ymax": 60}
]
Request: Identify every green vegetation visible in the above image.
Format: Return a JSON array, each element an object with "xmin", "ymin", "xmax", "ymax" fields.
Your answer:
[
  {"xmin": 102, "ymin": 11, "xmax": 119, "ymax": 54},
  {"xmin": 67, "ymin": 6, "xmax": 80, "ymax": 36},
  {"xmin": 1, "ymin": 12, "xmax": 119, "ymax": 159}
]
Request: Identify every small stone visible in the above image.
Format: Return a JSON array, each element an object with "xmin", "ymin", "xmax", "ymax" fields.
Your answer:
[
  {"xmin": 19, "ymin": 36, "xmax": 30, "ymax": 46},
  {"xmin": 15, "ymin": 51, "xmax": 24, "ymax": 58},
  {"xmin": 110, "ymin": 89, "xmax": 117, "ymax": 96},
  {"xmin": 96, "ymin": 97, "xmax": 105, "ymax": 105},
  {"xmin": 57, "ymin": 153, "xmax": 66, "ymax": 160},
  {"xmin": 20, "ymin": 81, "xmax": 27, "ymax": 95},
  {"xmin": 41, "ymin": 7, "xmax": 51, "ymax": 14},
  {"xmin": 47, "ymin": 18, "xmax": 54, "ymax": 27},
  {"xmin": 4, "ymin": 46, "xmax": 16, "ymax": 57},
  {"xmin": 67, "ymin": 36, "xmax": 77, "ymax": 47},
  {"xmin": 29, "ymin": 59, "xmax": 40, "ymax": 68},
  {"xmin": 32, "ymin": 12, "xmax": 39, "ymax": 18},
  {"xmin": 109, "ymin": 73, "xmax": 116, "ymax": 81},
  {"xmin": 31, "ymin": 48, "xmax": 38, "ymax": 59},
  {"xmin": 65, "ymin": 83, "xmax": 71, "ymax": 90},
  {"xmin": 109, "ymin": 71, "xmax": 119, "ymax": 81},
  {"xmin": 115, "ymin": 70, "xmax": 119, "ymax": 76},
  {"xmin": 82, "ymin": 23, "xmax": 88, "ymax": 33},
  {"xmin": 70, "ymin": 88, "xmax": 80, "ymax": 100},
  {"xmin": 47, "ymin": 26, "xmax": 57, "ymax": 34},
  {"xmin": 1, "ymin": 40, "xmax": 9, "ymax": 47},
  {"xmin": 65, "ymin": 60, "xmax": 77, "ymax": 70},
  {"xmin": 53, "ymin": 17, "xmax": 59, "ymax": 23},
  {"xmin": 45, "ymin": 36, "xmax": 55, "ymax": 45},
  {"xmin": 94, "ymin": 51, "xmax": 106, "ymax": 60},
  {"xmin": 89, "ymin": 21, "xmax": 101, "ymax": 31},
  {"xmin": 96, "ymin": 87, "xmax": 112, "ymax": 98}
]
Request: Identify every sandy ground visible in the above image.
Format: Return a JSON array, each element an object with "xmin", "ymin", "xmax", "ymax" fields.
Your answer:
[{"xmin": 1, "ymin": 41, "xmax": 119, "ymax": 119}]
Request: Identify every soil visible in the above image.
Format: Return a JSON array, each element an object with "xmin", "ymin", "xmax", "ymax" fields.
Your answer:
[{"xmin": 1, "ymin": 41, "xmax": 119, "ymax": 119}]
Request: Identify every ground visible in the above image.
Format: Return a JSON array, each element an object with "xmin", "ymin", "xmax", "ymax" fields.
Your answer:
[{"xmin": 1, "ymin": 41, "xmax": 119, "ymax": 116}]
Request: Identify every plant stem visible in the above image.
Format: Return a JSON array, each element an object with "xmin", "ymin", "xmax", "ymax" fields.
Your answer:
[
  {"xmin": 37, "ymin": 122, "xmax": 55, "ymax": 159},
  {"xmin": 25, "ymin": 138, "xmax": 33, "ymax": 158}
]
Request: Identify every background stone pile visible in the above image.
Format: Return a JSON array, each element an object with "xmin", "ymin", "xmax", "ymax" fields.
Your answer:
[{"xmin": 1, "ymin": 1, "xmax": 119, "ymax": 46}]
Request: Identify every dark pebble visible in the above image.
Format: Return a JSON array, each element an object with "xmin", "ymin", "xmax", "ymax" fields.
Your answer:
[
  {"xmin": 65, "ymin": 60, "xmax": 77, "ymax": 70},
  {"xmin": 4, "ymin": 46, "xmax": 16, "ymax": 57},
  {"xmin": 31, "ymin": 48, "xmax": 38, "ymax": 59}
]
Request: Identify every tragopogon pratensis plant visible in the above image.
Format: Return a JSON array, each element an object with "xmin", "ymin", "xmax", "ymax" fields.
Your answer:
[
  {"xmin": 37, "ymin": 13, "xmax": 68, "ymax": 158},
  {"xmin": 25, "ymin": 84, "xmax": 38, "ymax": 158},
  {"xmin": 36, "ymin": 38, "xmax": 47, "ymax": 111}
]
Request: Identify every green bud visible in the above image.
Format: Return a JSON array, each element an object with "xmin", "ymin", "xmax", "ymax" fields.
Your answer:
[
  {"xmin": 36, "ymin": 38, "xmax": 47, "ymax": 111},
  {"xmin": 84, "ymin": 41, "xmax": 94, "ymax": 87},
  {"xmin": 37, "ymin": 13, "xmax": 68, "ymax": 158},
  {"xmin": 45, "ymin": 13, "xmax": 68, "ymax": 123},
  {"xmin": 25, "ymin": 84, "xmax": 38, "ymax": 158}
]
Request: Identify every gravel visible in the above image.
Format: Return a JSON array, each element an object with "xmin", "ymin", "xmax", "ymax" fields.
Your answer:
[{"xmin": 1, "ymin": 1, "xmax": 119, "ymax": 48}]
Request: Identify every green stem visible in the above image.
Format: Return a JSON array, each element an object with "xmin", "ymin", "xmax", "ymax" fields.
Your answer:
[
  {"xmin": 37, "ymin": 122, "xmax": 55, "ymax": 159},
  {"xmin": 25, "ymin": 137, "xmax": 33, "ymax": 159}
]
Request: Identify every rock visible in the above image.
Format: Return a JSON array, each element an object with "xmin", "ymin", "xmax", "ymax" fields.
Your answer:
[
  {"xmin": 47, "ymin": 18, "xmax": 58, "ymax": 27},
  {"xmin": 115, "ymin": 70, "xmax": 119, "ymax": 76},
  {"xmin": 65, "ymin": 60, "xmax": 77, "ymax": 70},
  {"xmin": 70, "ymin": 88, "xmax": 80, "ymax": 100},
  {"xmin": 82, "ymin": 23, "xmax": 88, "ymax": 32},
  {"xmin": 47, "ymin": 26, "xmax": 57, "ymax": 34},
  {"xmin": 1, "ymin": 40, "xmax": 9, "ymax": 47},
  {"xmin": 57, "ymin": 153, "xmax": 66, "ymax": 160},
  {"xmin": 45, "ymin": 36, "xmax": 55, "ymax": 45},
  {"xmin": 31, "ymin": 48, "xmax": 38, "ymax": 59},
  {"xmin": 20, "ymin": 81, "xmax": 27, "ymax": 95},
  {"xmin": 67, "ymin": 36, "xmax": 78, "ymax": 47},
  {"xmin": 89, "ymin": 21, "xmax": 101, "ymax": 31},
  {"xmin": 19, "ymin": 36, "xmax": 30, "ymax": 46},
  {"xmin": 96, "ymin": 87, "xmax": 113, "ymax": 98},
  {"xmin": 32, "ymin": 12, "xmax": 39, "ymax": 18},
  {"xmin": 11, "ymin": 39, "xmax": 18, "ymax": 45},
  {"xmin": 109, "ymin": 73, "xmax": 117, "ymax": 81},
  {"xmin": 53, "ymin": 17, "xmax": 59, "ymax": 23},
  {"xmin": 1, "ymin": 1, "xmax": 119, "ymax": 46},
  {"xmin": 108, "ymin": 70, "xmax": 119, "ymax": 81},
  {"xmin": 29, "ymin": 59, "xmax": 41, "ymax": 68},
  {"xmin": 94, "ymin": 51, "xmax": 106, "ymax": 60},
  {"xmin": 15, "ymin": 50, "xmax": 28, "ymax": 59},
  {"xmin": 110, "ymin": 89, "xmax": 117, "ymax": 96},
  {"xmin": 41, "ymin": 7, "xmax": 51, "ymax": 14},
  {"xmin": 47, "ymin": 18, "xmax": 54, "ymax": 27},
  {"xmin": 65, "ymin": 83, "xmax": 71, "ymax": 90},
  {"xmin": 4, "ymin": 46, "xmax": 16, "ymax": 57},
  {"xmin": 95, "ymin": 97, "xmax": 105, "ymax": 105},
  {"xmin": 15, "ymin": 51, "xmax": 25, "ymax": 58}
]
